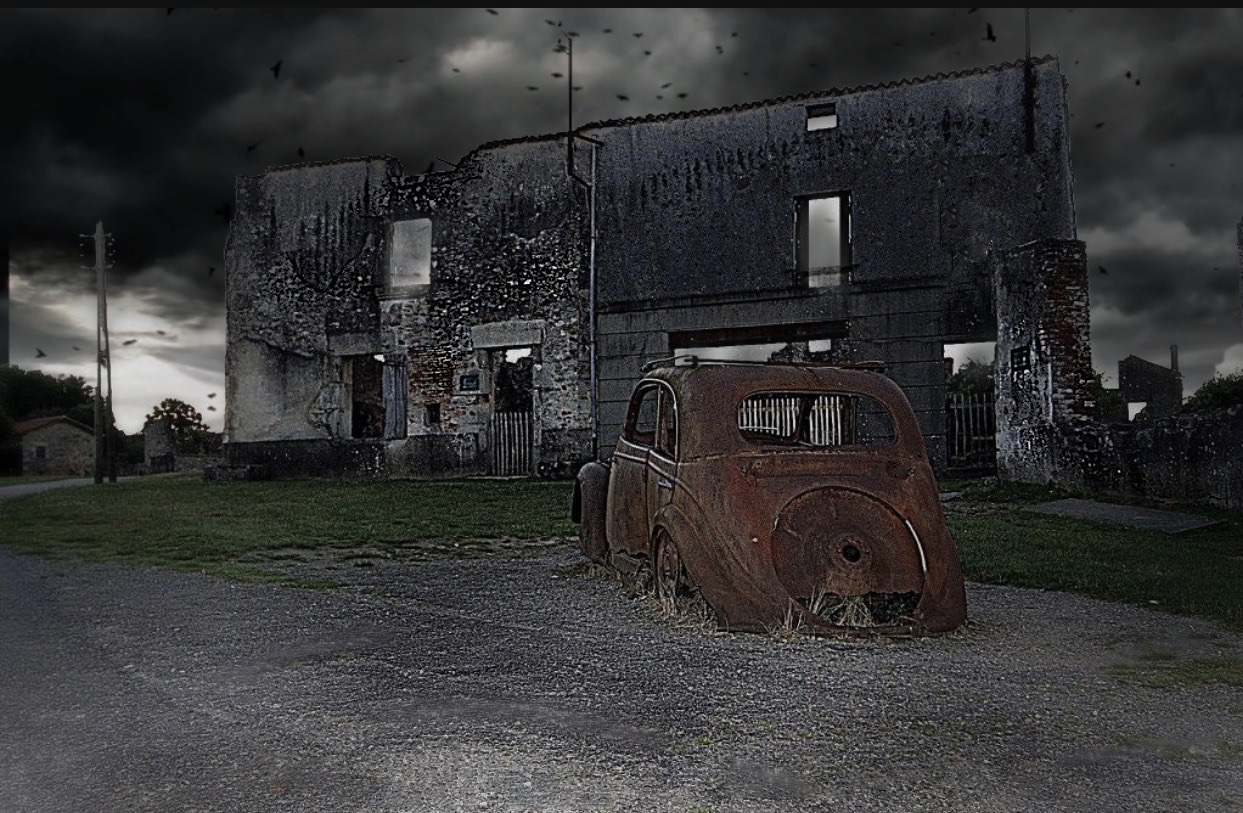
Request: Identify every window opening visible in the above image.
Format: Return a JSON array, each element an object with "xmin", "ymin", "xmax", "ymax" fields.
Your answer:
[
  {"xmin": 796, "ymin": 193, "xmax": 851, "ymax": 287},
  {"xmin": 806, "ymin": 102, "xmax": 838, "ymax": 131},
  {"xmin": 388, "ymin": 218, "xmax": 432, "ymax": 292}
]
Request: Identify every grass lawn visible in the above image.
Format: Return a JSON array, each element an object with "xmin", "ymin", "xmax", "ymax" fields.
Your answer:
[
  {"xmin": 939, "ymin": 477, "xmax": 1243, "ymax": 630},
  {"xmin": 1, "ymin": 471, "xmax": 1240, "ymax": 630},
  {"xmin": 0, "ymin": 473, "xmax": 578, "ymax": 586}
]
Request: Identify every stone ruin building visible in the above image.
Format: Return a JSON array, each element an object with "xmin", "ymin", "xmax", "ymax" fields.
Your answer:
[{"xmin": 223, "ymin": 56, "xmax": 1101, "ymax": 484}]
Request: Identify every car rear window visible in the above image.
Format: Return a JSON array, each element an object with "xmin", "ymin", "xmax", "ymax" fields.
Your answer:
[{"xmin": 738, "ymin": 392, "xmax": 896, "ymax": 447}]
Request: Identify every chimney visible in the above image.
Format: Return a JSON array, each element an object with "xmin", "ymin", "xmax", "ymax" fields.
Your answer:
[{"xmin": 1170, "ymin": 344, "xmax": 1179, "ymax": 373}]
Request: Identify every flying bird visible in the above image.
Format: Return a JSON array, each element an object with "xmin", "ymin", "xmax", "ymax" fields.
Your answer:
[
  {"xmin": 215, "ymin": 203, "xmax": 232, "ymax": 223},
  {"xmin": 660, "ymin": 82, "xmax": 672, "ymax": 89},
  {"xmin": 245, "ymin": 140, "xmax": 261, "ymax": 154},
  {"xmin": 603, "ymin": 28, "xmax": 612, "ymax": 33},
  {"xmin": 545, "ymin": 19, "xmax": 557, "ymax": 25},
  {"xmin": 209, "ymin": 266, "xmax": 216, "ymax": 276},
  {"xmin": 207, "ymin": 405, "xmax": 217, "ymax": 411},
  {"xmin": 617, "ymin": 94, "xmax": 629, "ymax": 101},
  {"xmin": 731, "ymin": 31, "xmax": 738, "ymax": 37},
  {"xmin": 485, "ymin": 7, "xmax": 498, "ymax": 14},
  {"xmin": 208, "ymin": 392, "xmax": 217, "ymax": 399},
  {"xmin": 156, "ymin": 330, "xmax": 166, "ymax": 335},
  {"xmin": 270, "ymin": 60, "xmax": 282, "ymax": 79},
  {"xmin": 1094, "ymin": 121, "xmax": 1105, "ymax": 128},
  {"xmin": 968, "ymin": 7, "xmax": 978, "ymax": 13},
  {"xmin": 984, "ymin": 23, "xmax": 996, "ymax": 42},
  {"xmin": 123, "ymin": 339, "xmax": 137, "ymax": 345},
  {"xmin": 552, "ymin": 72, "xmax": 563, "ymax": 78},
  {"xmin": 167, "ymin": 8, "xmax": 174, "ymax": 14},
  {"xmin": 643, "ymin": 50, "xmax": 651, "ymax": 56},
  {"xmin": 297, "ymin": 146, "xmax": 305, "ymax": 158},
  {"xmin": 72, "ymin": 346, "xmax": 80, "ymax": 351},
  {"xmin": 527, "ymin": 85, "xmax": 539, "ymax": 91},
  {"xmin": 35, "ymin": 348, "xmax": 46, "ymax": 358},
  {"xmin": 677, "ymin": 92, "xmax": 688, "ymax": 98},
  {"xmin": 572, "ymin": 85, "xmax": 583, "ymax": 92},
  {"xmin": 633, "ymin": 32, "xmax": 643, "ymax": 38},
  {"xmin": 1098, "ymin": 265, "xmax": 1108, "ymax": 275}
]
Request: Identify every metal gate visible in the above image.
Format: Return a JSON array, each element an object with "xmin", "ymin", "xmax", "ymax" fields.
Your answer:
[
  {"xmin": 946, "ymin": 391, "xmax": 996, "ymax": 472},
  {"xmin": 488, "ymin": 411, "xmax": 533, "ymax": 476}
]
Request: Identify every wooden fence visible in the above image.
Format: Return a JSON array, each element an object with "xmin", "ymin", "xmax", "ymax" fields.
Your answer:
[{"xmin": 488, "ymin": 411, "xmax": 533, "ymax": 476}]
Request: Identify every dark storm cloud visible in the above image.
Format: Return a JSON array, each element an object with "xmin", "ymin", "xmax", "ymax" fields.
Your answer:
[{"xmin": 4, "ymin": 8, "xmax": 1242, "ymax": 399}]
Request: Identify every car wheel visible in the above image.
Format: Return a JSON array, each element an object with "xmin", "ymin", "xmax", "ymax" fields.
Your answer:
[{"xmin": 654, "ymin": 531, "xmax": 697, "ymax": 617}]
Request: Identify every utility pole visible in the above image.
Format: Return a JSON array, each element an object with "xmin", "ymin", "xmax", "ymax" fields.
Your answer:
[
  {"xmin": 88, "ymin": 221, "xmax": 116, "ymax": 484},
  {"xmin": 1024, "ymin": 8, "xmax": 1034, "ymax": 154}
]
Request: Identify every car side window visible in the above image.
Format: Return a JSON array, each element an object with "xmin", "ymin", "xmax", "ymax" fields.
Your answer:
[
  {"xmin": 655, "ymin": 389, "xmax": 677, "ymax": 459},
  {"xmin": 625, "ymin": 385, "xmax": 660, "ymax": 447}
]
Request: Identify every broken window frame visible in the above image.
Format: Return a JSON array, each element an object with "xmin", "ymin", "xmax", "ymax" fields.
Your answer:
[
  {"xmin": 795, "ymin": 192, "xmax": 852, "ymax": 288},
  {"xmin": 737, "ymin": 391, "xmax": 896, "ymax": 448},
  {"xmin": 625, "ymin": 385, "xmax": 662, "ymax": 448}
]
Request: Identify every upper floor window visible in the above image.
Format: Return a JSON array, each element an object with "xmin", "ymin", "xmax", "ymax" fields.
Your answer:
[
  {"xmin": 796, "ymin": 193, "xmax": 851, "ymax": 288},
  {"xmin": 806, "ymin": 102, "xmax": 838, "ymax": 131},
  {"xmin": 388, "ymin": 218, "xmax": 432, "ymax": 294}
]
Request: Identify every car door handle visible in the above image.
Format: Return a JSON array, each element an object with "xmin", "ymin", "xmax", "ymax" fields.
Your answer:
[{"xmin": 657, "ymin": 478, "xmax": 673, "ymax": 490}]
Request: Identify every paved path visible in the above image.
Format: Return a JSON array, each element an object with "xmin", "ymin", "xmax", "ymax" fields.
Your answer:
[
  {"xmin": 0, "ymin": 477, "xmax": 138, "ymax": 502},
  {"xmin": 1025, "ymin": 497, "xmax": 1225, "ymax": 534},
  {"xmin": 1, "ymin": 543, "xmax": 1240, "ymax": 813}
]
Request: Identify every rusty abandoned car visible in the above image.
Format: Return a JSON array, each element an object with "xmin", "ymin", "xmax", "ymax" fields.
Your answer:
[{"xmin": 572, "ymin": 357, "xmax": 968, "ymax": 637}]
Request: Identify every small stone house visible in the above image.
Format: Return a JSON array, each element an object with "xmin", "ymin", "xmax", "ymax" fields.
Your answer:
[{"xmin": 13, "ymin": 416, "xmax": 94, "ymax": 476}]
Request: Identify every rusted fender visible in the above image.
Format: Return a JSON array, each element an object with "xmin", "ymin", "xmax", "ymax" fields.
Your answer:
[{"xmin": 573, "ymin": 461, "xmax": 610, "ymax": 564}]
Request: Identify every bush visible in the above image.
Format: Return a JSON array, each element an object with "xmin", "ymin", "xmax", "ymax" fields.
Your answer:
[{"xmin": 1182, "ymin": 370, "xmax": 1243, "ymax": 413}]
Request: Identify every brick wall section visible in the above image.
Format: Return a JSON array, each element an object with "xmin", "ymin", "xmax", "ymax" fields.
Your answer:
[{"xmin": 994, "ymin": 239, "xmax": 1095, "ymax": 485}]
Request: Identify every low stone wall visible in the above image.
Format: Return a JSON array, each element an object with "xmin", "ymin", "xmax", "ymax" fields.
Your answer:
[{"xmin": 1045, "ymin": 407, "xmax": 1243, "ymax": 509}]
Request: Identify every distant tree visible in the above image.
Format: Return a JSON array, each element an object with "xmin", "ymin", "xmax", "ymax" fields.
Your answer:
[
  {"xmin": 0, "ymin": 365, "xmax": 98, "ymax": 450},
  {"xmin": 1181, "ymin": 369, "xmax": 1243, "ymax": 413},
  {"xmin": 0, "ymin": 365, "xmax": 95, "ymax": 422},
  {"xmin": 945, "ymin": 358, "xmax": 995, "ymax": 396},
  {"xmin": 1086, "ymin": 370, "xmax": 1127, "ymax": 422},
  {"xmin": 145, "ymin": 398, "xmax": 211, "ymax": 453}
]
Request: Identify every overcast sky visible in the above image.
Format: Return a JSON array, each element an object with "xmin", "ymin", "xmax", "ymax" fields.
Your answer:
[{"xmin": 4, "ymin": 8, "xmax": 1242, "ymax": 434}]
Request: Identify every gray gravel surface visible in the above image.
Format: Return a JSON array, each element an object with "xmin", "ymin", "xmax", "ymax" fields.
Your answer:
[{"xmin": 1, "ymin": 541, "xmax": 1241, "ymax": 813}]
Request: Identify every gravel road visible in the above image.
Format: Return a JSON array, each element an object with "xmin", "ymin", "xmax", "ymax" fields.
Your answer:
[{"xmin": 1, "ymin": 539, "xmax": 1241, "ymax": 813}]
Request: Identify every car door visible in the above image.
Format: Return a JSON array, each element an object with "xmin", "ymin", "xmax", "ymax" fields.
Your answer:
[
  {"xmin": 606, "ymin": 383, "xmax": 660, "ymax": 556},
  {"xmin": 646, "ymin": 385, "xmax": 678, "ymax": 540}
]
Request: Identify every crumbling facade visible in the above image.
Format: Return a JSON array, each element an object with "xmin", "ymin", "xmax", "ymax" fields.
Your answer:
[{"xmin": 225, "ymin": 56, "xmax": 1089, "ymax": 479}]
